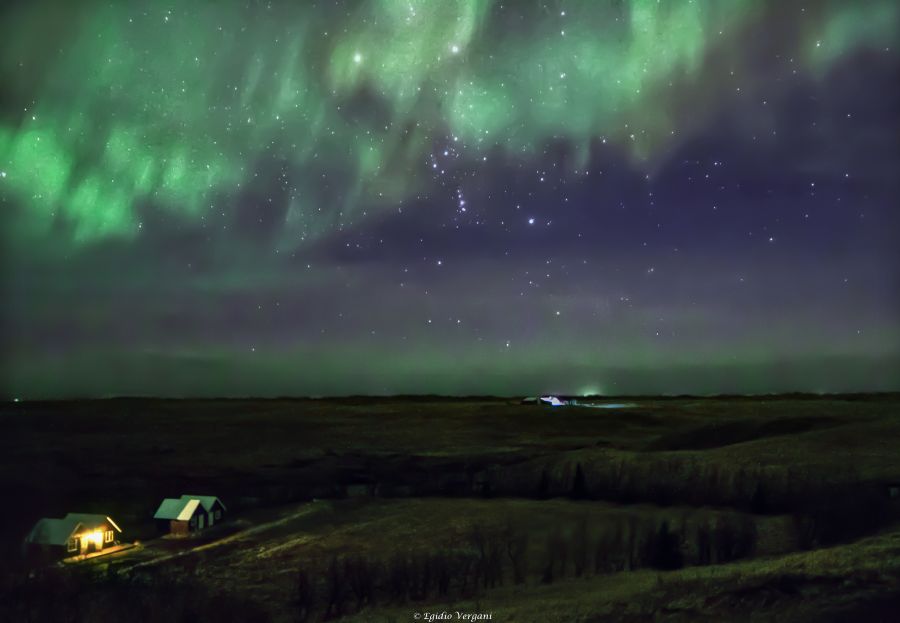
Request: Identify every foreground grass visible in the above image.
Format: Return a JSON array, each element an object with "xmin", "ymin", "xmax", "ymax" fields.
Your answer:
[
  {"xmin": 2, "ymin": 396, "xmax": 898, "ymax": 621},
  {"xmin": 341, "ymin": 526, "xmax": 900, "ymax": 623}
]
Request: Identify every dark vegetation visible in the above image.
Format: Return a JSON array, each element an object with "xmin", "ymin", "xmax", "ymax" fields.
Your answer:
[
  {"xmin": 0, "ymin": 395, "xmax": 898, "ymax": 621},
  {"xmin": 0, "ymin": 514, "xmax": 759, "ymax": 623},
  {"xmin": 0, "ymin": 567, "xmax": 271, "ymax": 623}
]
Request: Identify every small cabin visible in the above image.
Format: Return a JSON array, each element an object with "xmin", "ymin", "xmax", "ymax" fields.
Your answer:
[
  {"xmin": 153, "ymin": 494, "xmax": 226, "ymax": 536},
  {"xmin": 25, "ymin": 513, "xmax": 122, "ymax": 560}
]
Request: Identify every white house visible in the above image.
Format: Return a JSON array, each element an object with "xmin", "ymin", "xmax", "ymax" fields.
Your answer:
[
  {"xmin": 153, "ymin": 494, "xmax": 226, "ymax": 536},
  {"xmin": 25, "ymin": 513, "xmax": 122, "ymax": 559}
]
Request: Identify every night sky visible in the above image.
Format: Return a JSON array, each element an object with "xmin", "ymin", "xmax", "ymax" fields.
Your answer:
[{"xmin": 2, "ymin": 1, "xmax": 898, "ymax": 398}]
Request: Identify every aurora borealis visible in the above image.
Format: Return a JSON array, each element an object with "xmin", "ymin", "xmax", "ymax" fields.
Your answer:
[{"xmin": 1, "ymin": 0, "xmax": 898, "ymax": 397}]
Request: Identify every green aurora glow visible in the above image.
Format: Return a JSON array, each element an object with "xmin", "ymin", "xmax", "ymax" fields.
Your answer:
[
  {"xmin": 2, "ymin": 1, "xmax": 898, "ymax": 398},
  {"xmin": 2, "ymin": 0, "xmax": 895, "ymax": 247}
]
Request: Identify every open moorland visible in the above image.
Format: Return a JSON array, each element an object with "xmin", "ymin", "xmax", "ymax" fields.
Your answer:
[{"xmin": 1, "ymin": 395, "xmax": 899, "ymax": 622}]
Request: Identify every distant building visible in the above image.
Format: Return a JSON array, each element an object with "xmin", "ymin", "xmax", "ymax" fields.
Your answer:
[
  {"xmin": 25, "ymin": 513, "xmax": 122, "ymax": 560},
  {"xmin": 153, "ymin": 495, "xmax": 226, "ymax": 536},
  {"xmin": 521, "ymin": 396, "xmax": 567, "ymax": 406}
]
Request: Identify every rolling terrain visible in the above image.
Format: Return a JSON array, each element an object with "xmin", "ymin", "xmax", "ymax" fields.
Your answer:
[{"xmin": 1, "ymin": 395, "xmax": 898, "ymax": 621}]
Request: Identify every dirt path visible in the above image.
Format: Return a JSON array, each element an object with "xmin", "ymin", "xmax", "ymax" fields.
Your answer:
[{"xmin": 112, "ymin": 500, "xmax": 330, "ymax": 574}]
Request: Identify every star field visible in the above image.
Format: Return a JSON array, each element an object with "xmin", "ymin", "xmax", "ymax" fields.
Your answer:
[{"xmin": 1, "ymin": 0, "xmax": 898, "ymax": 397}]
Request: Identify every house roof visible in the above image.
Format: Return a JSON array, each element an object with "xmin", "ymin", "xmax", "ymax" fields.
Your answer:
[
  {"xmin": 26, "ymin": 518, "xmax": 75, "ymax": 546},
  {"xmin": 181, "ymin": 494, "xmax": 226, "ymax": 512},
  {"xmin": 66, "ymin": 513, "xmax": 121, "ymax": 532},
  {"xmin": 154, "ymin": 494, "xmax": 225, "ymax": 521},
  {"xmin": 177, "ymin": 498, "xmax": 201, "ymax": 521},
  {"xmin": 153, "ymin": 498, "xmax": 188, "ymax": 520},
  {"xmin": 26, "ymin": 513, "xmax": 119, "ymax": 546}
]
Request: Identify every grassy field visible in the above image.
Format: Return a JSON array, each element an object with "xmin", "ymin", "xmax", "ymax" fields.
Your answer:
[{"xmin": 1, "ymin": 395, "xmax": 898, "ymax": 621}]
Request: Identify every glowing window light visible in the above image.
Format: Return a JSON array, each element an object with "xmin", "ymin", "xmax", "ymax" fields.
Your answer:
[{"xmin": 80, "ymin": 530, "xmax": 104, "ymax": 547}]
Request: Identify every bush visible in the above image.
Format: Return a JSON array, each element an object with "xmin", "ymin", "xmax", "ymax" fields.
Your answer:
[{"xmin": 649, "ymin": 520, "xmax": 683, "ymax": 570}]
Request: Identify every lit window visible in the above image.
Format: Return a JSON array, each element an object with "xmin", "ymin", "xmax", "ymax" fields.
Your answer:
[
  {"xmin": 105, "ymin": 530, "xmax": 114, "ymax": 543},
  {"xmin": 67, "ymin": 538, "xmax": 77, "ymax": 552}
]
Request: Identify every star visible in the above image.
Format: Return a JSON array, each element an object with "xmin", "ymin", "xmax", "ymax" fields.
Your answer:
[{"xmin": 1, "ymin": 0, "xmax": 896, "ymax": 399}]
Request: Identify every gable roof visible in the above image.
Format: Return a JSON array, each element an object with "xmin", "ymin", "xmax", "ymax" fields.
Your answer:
[
  {"xmin": 177, "ymin": 498, "xmax": 201, "ymax": 521},
  {"xmin": 66, "ymin": 513, "xmax": 121, "ymax": 532},
  {"xmin": 26, "ymin": 513, "xmax": 119, "ymax": 546},
  {"xmin": 153, "ymin": 498, "xmax": 188, "ymax": 520},
  {"xmin": 26, "ymin": 518, "xmax": 76, "ymax": 546},
  {"xmin": 180, "ymin": 495, "xmax": 226, "ymax": 512},
  {"xmin": 153, "ymin": 495, "xmax": 224, "ymax": 521}
]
